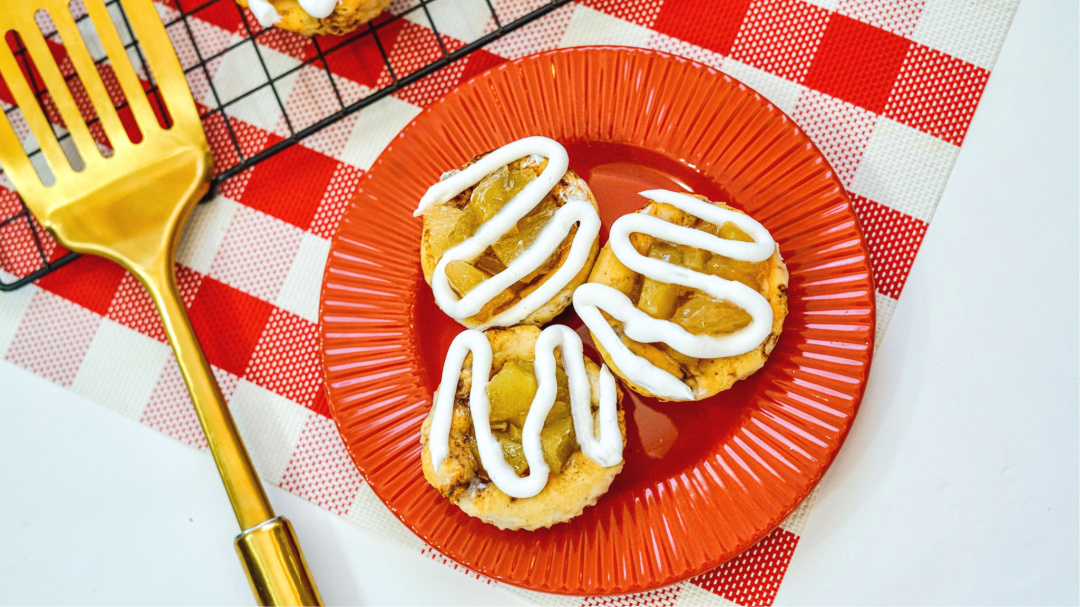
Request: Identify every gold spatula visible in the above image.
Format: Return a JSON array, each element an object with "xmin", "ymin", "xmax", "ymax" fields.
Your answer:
[{"xmin": 0, "ymin": 0, "xmax": 321, "ymax": 603}]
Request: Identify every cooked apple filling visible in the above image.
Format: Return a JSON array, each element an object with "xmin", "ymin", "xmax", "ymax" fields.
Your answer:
[
  {"xmin": 424, "ymin": 161, "xmax": 575, "ymax": 324},
  {"xmin": 611, "ymin": 218, "xmax": 771, "ymax": 380},
  {"xmin": 464, "ymin": 358, "xmax": 579, "ymax": 479}
]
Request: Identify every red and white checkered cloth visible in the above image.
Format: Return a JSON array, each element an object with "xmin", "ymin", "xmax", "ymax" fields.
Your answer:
[{"xmin": 0, "ymin": 0, "xmax": 1018, "ymax": 603}]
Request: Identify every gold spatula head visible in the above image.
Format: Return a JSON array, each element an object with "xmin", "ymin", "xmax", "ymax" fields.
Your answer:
[{"xmin": 0, "ymin": 1, "xmax": 321, "ymax": 603}]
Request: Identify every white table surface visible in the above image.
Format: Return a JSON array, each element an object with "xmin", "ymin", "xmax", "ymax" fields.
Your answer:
[{"xmin": 1, "ymin": 2, "xmax": 1076, "ymax": 604}]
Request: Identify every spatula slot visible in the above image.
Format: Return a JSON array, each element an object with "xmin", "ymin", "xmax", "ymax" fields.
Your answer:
[
  {"xmin": 29, "ymin": 9, "xmax": 120, "ymax": 155},
  {"xmin": 2, "ymin": 29, "xmax": 76, "ymax": 184},
  {"xmin": 73, "ymin": 0, "xmax": 173, "ymax": 133},
  {"xmin": 56, "ymin": 1, "xmax": 144, "ymax": 145}
]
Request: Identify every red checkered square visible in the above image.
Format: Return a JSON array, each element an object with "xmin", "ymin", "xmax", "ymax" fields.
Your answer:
[
  {"xmin": 793, "ymin": 89, "xmax": 878, "ymax": 186},
  {"xmin": 186, "ymin": 276, "xmax": 274, "ymax": 377},
  {"xmin": 4, "ymin": 290, "xmax": 100, "ymax": 386},
  {"xmin": 141, "ymin": 360, "xmax": 240, "ymax": 450},
  {"xmin": 309, "ymin": 389, "xmax": 329, "ymax": 418},
  {"xmin": 850, "ymin": 194, "xmax": 927, "ymax": 298},
  {"xmin": 203, "ymin": 112, "xmax": 271, "ymax": 180},
  {"xmin": 279, "ymin": 415, "xmax": 364, "ymax": 514},
  {"xmin": 0, "ymin": 183, "xmax": 21, "ymax": 219},
  {"xmin": 189, "ymin": 0, "xmax": 244, "ymax": 35},
  {"xmin": 36, "ymin": 255, "xmax": 126, "ymax": 316},
  {"xmin": 690, "ymin": 527, "xmax": 799, "ymax": 607},
  {"xmin": 731, "ymin": 0, "xmax": 831, "ymax": 82},
  {"xmin": 582, "ymin": 0, "xmax": 663, "ymax": 29},
  {"xmin": 310, "ymin": 163, "xmax": 364, "ymax": 239},
  {"xmin": 653, "ymin": 0, "xmax": 750, "ymax": 56},
  {"xmin": 245, "ymin": 308, "xmax": 320, "ymax": 408},
  {"xmin": 838, "ymin": 0, "xmax": 925, "ymax": 37},
  {"xmin": 583, "ymin": 587, "xmax": 679, "ymax": 607},
  {"xmin": 238, "ymin": 138, "xmax": 339, "ymax": 229},
  {"xmin": 884, "ymin": 43, "xmax": 988, "ymax": 146},
  {"xmin": 107, "ymin": 265, "xmax": 203, "ymax": 343},
  {"xmin": 322, "ymin": 31, "xmax": 390, "ymax": 90},
  {"xmin": 803, "ymin": 14, "xmax": 911, "ymax": 113}
]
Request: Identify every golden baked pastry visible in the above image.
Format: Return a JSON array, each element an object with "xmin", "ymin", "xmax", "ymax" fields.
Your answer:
[
  {"xmin": 416, "ymin": 137, "xmax": 601, "ymax": 329},
  {"xmin": 420, "ymin": 325, "xmax": 625, "ymax": 531},
  {"xmin": 239, "ymin": 0, "xmax": 392, "ymax": 36},
  {"xmin": 574, "ymin": 190, "xmax": 788, "ymax": 402}
]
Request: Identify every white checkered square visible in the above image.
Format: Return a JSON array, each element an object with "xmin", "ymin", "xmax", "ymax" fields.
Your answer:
[
  {"xmin": 300, "ymin": 112, "xmax": 357, "ymax": 162},
  {"xmin": 0, "ymin": 280, "xmax": 35, "ymax": 356},
  {"xmin": 199, "ymin": 37, "xmax": 258, "ymax": 106},
  {"xmin": 484, "ymin": 7, "xmax": 575, "ymax": 59},
  {"xmin": 874, "ymin": 291, "xmax": 898, "ymax": 349},
  {"xmin": 558, "ymin": 6, "xmax": 653, "ymax": 49},
  {"xmin": 274, "ymin": 64, "xmax": 342, "ymax": 134},
  {"xmin": 70, "ymin": 319, "xmax": 172, "ymax": 420},
  {"xmin": 792, "ymin": 89, "xmax": 878, "ymax": 187},
  {"xmin": 837, "ymin": 0, "xmax": 924, "ymax": 37},
  {"xmin": 141, "ymin": 361, "xmax": 240, "ymax": 449},
  {"xmin": 275, "ymin": 232, "xmax": 331, "ymax": 324},
  {"xmin": 3, "ymin": 290, "xmax": 100, "ymax": 387},
  {"xmin": 673, "ymin": 583, "xmax": 738, "ymax": 606},
  {"xmin": 778, "ymin": 485, "xmax": 819, "ymax": 535},
  {"xmin": 344, "ymin": 483, "xmax": 428, "ymax": 547},
  {"xmin": 209, "ymin": 206, "xmax": 304, "ymax": 303},
  {"xmin": 801, "ymin": 0, "xmax": 840, "ymax": 10},
  {"xmin": 721, "ymin": 59, "xmax": 805, "ymax": 117},
  {"xmin": 228, "ymin": 379, "xmax": 311, "ymax": 483},
  {"xmin": 205, "ymin": 38, "xmax": 300, "ymax": 131},
  {"xmin": 848, "ymin": 117, "xmax": 959, "ymax": 222},
  {"xmin": 404, "ymin": 0, "xmax": 497, "ymax": 45},
  {"xmin": 176, "ymin": 195, "xmax": 240, "ymax": 275},
  {"xmin": 647, "ymin": 31, "xmax": 725, "ymax": 71},
  {"xmin": 340, "ymin": 96, "xmax": 422, "ymax": 170},
  {"xmin": 503, "ymin": 585, "xmax": 592, "ymax": 607},
  {"xmin": 911, "ymin": 0, "xmax": 1018, "ymax": 70},
  {"xmin": 280, "ymin": 415, "xmax": 364, "ymax": 514}
]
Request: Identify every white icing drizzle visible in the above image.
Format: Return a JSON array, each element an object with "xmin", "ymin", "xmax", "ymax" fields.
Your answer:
[
  {"xmin": 298, "ymin": 0, "xmax": 339, "ymax": 18},
  {"xmin": 429, "ymin": 325, "xmax": 623, "ymax": 499},
  {"xmin": 247, "ymin": 0, "xmax": 339, "ymax": 27},
  {"xmin": 416, "ymin": 137, "xmax": 601, "ymax": 329},
  {"xmin": 248, "ymin": 0, "xmax": 282, "ymax": 27},
  {"xmin": 573, "ymin": 189, "xmax": 777, "ymax": 401}
]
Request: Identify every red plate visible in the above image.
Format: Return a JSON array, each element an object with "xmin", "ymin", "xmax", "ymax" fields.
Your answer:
[{"xmin": 320, "ymin": 47, "xmax": 875, "ymax": 595}]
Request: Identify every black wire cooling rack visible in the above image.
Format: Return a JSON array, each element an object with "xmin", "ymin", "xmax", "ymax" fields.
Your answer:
[{"xmin": 0, "ymin": 0, "xmax": 573, "ymax": 291}]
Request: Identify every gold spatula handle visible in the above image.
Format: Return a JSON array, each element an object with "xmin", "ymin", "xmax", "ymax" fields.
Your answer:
[
  {"xmin": 236, "ymin": 518, "xmax": 322, "ymax": 606},
  {"xmin": 139, "ymin": 259, "xmax": 322, "ymax": 606}
]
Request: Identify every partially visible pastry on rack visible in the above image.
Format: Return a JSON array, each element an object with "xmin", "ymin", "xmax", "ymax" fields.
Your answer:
[{"xmin": 240, "ymin": 0, "xmax": 392, "ymax": 36}]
